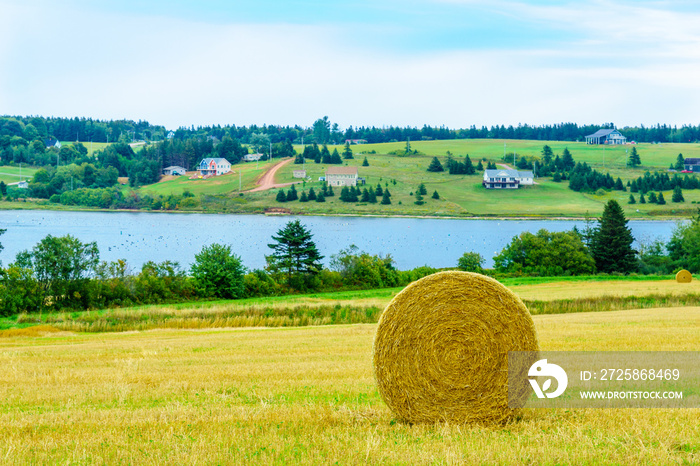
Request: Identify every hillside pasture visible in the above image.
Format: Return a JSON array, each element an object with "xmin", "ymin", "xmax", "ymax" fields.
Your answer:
[
  {"xmin": 0, "ymin": 306, "xmax": 698, "ymax": 464},
  {"xmin": 0, "ymin": 166, "xmax": 37, "ymax": 184},
  {"xmin": 138, "ymin": 160, "xmax": 274, "ymax": 197}
]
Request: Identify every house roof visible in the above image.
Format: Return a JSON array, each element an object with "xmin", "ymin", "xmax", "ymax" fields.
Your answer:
[
  {"xmin": 586, "ymin": 129, "xmax": 621, "ymax": 138},
  {"xmin": 684, "ymin": 158, "xmax": 700, "ymax": 164},
  {"xmin": 485, "ymin": 169, "xmax": 518, "ymax": 177},
  {"xmin": 485, "ymin": 169, "xmax": 533, "ymax": 178},
  {"xmin": 163, "ymin": 166, "xmax": 185, "ymax": 171},
  {"xmin": 326, "ymin": 166, "xmax": 358, "ymax": 175},
  {"xmin": 200, "ymin": 158, "xmax": 229, "ymax": 165}
]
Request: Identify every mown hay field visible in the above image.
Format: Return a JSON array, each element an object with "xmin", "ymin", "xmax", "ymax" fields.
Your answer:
[{"xmin": 1, "ymin": 304, "xmax": 699, "ymax": 464}]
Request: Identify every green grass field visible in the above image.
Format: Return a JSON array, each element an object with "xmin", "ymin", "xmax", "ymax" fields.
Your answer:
[
  {"xmin": 59, "ymin": 141, "xmax": 110, "ymax": 157},
  {"xmin": 237, "ymin": 143, "xmax": 700, "ymax": 218},
  {"xmin": 1, "ymin": 304, "xmax": 698, "ymax": 464},
  {"xmin": 137, "ymin": 160, "xmax": 275, "ymax": 197},
  {"xmin": 0, "ymin": 166, "xmax": 37, "ymax": 185}
]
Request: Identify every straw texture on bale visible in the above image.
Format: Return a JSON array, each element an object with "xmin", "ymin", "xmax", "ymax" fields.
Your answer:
[
  {"xmin": 373, "ymin": 271, "xmax": 538, "ymax": 424},
  {"xmin": 676, "ymin": 269, "xmax": 693, "ymax": 283}
]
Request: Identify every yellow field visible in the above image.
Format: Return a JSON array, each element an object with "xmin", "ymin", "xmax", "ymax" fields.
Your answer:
[{"xmin": 1, "ymin": 306, "xmax": 698, "ymax": 464}]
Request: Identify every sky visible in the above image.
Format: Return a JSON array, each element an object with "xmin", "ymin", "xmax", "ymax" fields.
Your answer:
[{"xmin": 1, "ymin": 0, "xmax": 700, "ymax": 130}]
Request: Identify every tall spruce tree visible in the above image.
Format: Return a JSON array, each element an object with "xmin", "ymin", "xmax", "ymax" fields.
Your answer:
[
  {"xmin": 266, "ymin": 220, "xmax": 324, "ymax": 283},
  {"xmin": 590, "ymin": 200, "xmax": 637, "ymax": 273}
]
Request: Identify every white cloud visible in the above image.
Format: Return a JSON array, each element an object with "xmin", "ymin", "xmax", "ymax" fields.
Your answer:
[{"xmin": 1, "ymin": 0, "xmax": 700, "ymax": 129}]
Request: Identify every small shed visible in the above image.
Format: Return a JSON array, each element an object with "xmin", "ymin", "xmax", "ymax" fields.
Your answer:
[
  {"xmin": 243, "ymin": 153, "xmax": 264, "ymax": 162},
  {"xmin": 293, "ymin": 169, "xmax": 306, "ymax": 179}
]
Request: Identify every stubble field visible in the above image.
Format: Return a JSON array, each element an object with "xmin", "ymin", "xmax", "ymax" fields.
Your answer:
[{"xmin": 1, "ymin": 293, "xmax": 699, "ymax": 463}]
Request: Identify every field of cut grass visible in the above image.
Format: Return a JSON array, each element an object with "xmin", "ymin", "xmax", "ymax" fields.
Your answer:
[
  {"xmin": 0, "ymin": 306, "xmax": 698, "ymax": 464},
  {"xmin": 138, "ymin": 160, "xmax": 275, "ymax": 197},
  {"xmin": 0, "ymin": 166, "xmax": 37, "ymax": 185}
]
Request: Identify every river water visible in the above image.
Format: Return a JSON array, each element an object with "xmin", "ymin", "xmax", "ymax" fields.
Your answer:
[{"xmin": 0, "ymin": 211, "xmax": 680, "ymax": 270}]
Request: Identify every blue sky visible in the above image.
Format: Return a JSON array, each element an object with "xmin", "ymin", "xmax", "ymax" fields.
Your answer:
[{"xmin": 2, "ymin": 0, "xmax": 700, "ymax": 130}]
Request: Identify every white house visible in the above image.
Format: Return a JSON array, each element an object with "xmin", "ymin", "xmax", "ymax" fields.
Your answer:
[
  {"xmin": 44, "ymin": 138, "xmax": 61, "ymax": 149},
  {"xmin": 293, "ymin": 169, "xmax": 307, "ymax": 179},
  {"xmin": 198, "ymin": 158, "xmax": 231, "ymax": 176},
  {"xmin": 585, "ymin": 129, "xmax": 627, "ymax": 145},
  {"xmin": 242, "ymin": 153, "xmax": 264, "ymax": 162},
  {"xmin": 483, "ymin": 169, "xmax": 533, "ymax": 189},
  {"xmin": 326, "ymin": 166, "xmax": 359, "ymax": 187},
  {"xmin": 163, "ymin": 166, "xmax": 186, "ymax": 176}
]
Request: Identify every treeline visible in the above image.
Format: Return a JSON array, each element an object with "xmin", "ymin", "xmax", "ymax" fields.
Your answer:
[{"xmin": 6, "ymin": 116, "xmax": 700, "ymax": 157}]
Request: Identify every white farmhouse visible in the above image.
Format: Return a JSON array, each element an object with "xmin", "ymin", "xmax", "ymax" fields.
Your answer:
[
  {"xmin": 326, "ymin": 166, "xmax": 359, "ymax": 187},
  {"xmin": 483, "ymin": 169, "xmax": 533, "ymax": 189},
  {"xmin": 198, "ymin": 158, "xmax": 231, "ymax": 176}
]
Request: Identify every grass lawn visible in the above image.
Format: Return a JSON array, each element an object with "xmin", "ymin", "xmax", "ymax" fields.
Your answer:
[
  {"xmin": 0, "ymin": 306, "xmax": 698, "ymax": 463},
  {"xmin": 0, "ymin": 166, "xmax": 37, "ymax": 185},
  {"xmin": 138, "ymin": 160, "xmax": 275, "ymax": 197},
  {"xmin": 59, "ymin": 141, "xmax": 110, "ymax": 157}
]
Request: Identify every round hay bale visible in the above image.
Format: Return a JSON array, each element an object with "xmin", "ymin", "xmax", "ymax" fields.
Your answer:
[
  {"xmin": 676, "ymin": 269, "xmax": 693, "ymax": 283},
  {"xmin": 373, "ymin": 271, "xmax": 538, "ymax": 424}
]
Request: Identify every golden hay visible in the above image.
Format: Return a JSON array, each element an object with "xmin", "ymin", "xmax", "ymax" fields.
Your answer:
[
  {"xmin": 373, "ymin": 271, "xmax": 538, "ymax": 424},
  {"xmin": 676, "ymin": 269, "xmax": 693, "ymax": 283}
]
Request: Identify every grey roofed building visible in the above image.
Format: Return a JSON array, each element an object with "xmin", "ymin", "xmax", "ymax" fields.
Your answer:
[
  {"xmin": 683, "ymin": 158, "xmax": 700, "ymax": 172},
  {"xmin": 483, "ymin": 169, "xmax": 533, "ymax": 189},
  {"xmin": 585, "ymin": 129, "xmax": 627, "ymax": 145}
]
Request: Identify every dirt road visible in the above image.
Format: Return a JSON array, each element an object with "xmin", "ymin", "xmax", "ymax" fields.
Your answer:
[{"xmin": 246, "ymin": 157, "xmax": 300, "ymax": 193}]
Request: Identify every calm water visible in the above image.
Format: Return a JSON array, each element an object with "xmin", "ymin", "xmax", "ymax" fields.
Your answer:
[{"xmin": 0, "ymin": 211, "xmax": 680, "ymax": 270}]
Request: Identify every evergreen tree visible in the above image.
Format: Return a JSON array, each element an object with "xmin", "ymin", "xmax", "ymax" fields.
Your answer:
[
  {"xmin": 294, "ymin": 153, "xmax": 305, "ymax": 164},
  {"xmin": 0, "ymin": 181, "xmax": 6, "ymax": 196},
  {"xmin": 308, "ymin": 187, "xmax": 316, "ymax": 201},
  {"xmin": 414, "ymin": 191, "xmax": 424, "ymax": 205},
  {"xmin": 675, "ymin": 153, "xmax": 685, "ymax": 170},
  {"xmin": 628, "ymin": 194, "xmax": 636, "ymax": 204},
  {"xmin": 360, "ymin": 188, "xmax": 370, "ymax": 202},
  {"xmin": 368, "ymin": 187, "xmax": 377, "ymax": 203},
  {"xmin": 464, "ymin": 155, "xmax": 475, "ymax": 174},
  {"xmin": 286, "ymin": 184, "xmax": 298, "ymax": 201},
  {"xmin": 590, "ymin": 200, "xmax": 637, "ymax": 273},
  {"xmin": 432, "ymin": 190, "xmax": 440, "ymax": 200},
  {"xmin": 380, "ymin": 190, "xmax": 391, "ymax": 205},
  {"xmin": 627, "ymin": 147, "xmax": 641, "ymax": 167},
  {"xmin": 362, "ymin": 157, "xmax": 369, "ymax": 166},
  {"xmin": 427, "ymin": 156, "xmax": 444, "ymax": 172},
  {"xmin": 320, "ymin": 145, "xmax": 332, "ymax": 164},
  {"xmin": 672, "ymin": 185, "xmax": 684, "ymax": 203},
  {"xmin": 330, "ymin": 148, "xmax": 342, "ymax": 164},
  {"xmin": 276, "ymin": 189, "xmax": 287, "ymax": 202},
  {"xmin": 349, "ymin": 186, "xmax": 359, "ymax": 202},
  {"xmin": 315, "ymin": 191, "xmax": 325, "ymax": 202},
  {"xmin": 648, "ymin": 191, "xmax": 658, "ymax": 203},
  {"xmin": 476, "ymin": 160, "xmax": 484, "ymax": 171},
  {"xmin": 299, "ymin": 191, "xmax": 308, "ymax": 202},
  {"xmin": 384, "ymin": 188, "xmax": 391, "ymax": 197},
  {"xmin": 552, "ymin": 171, "xmax": 562, "ymax": 182},
  {"xmin": 657, "ymin": 192, "xmax": 666, "ymax": 205},
  {"xmin": 375, "ymin": 183, "xmax": 383, "ymax": 196},
  {"xmin": 339, "ymin": 186, "xmax": 350, "ymax": 202},
  {"xmin": 614, "ymin": 177, "xmax": 624, "ymax": 191},
  {"xmin": 266, "ymin": 220, "xmax": 324, "ymax": 285},
  {"xmin": 418, "ymin": 182, "xmax": 427, "ymax": 195},
  {"xmin": 639, "ymin": 192, "xmax": 646, "ymax": 204},
  {"xmin": 561, "ymin": 148, "xmax": 575, "ymax": 171},
  {"xmin": 342, "ymin": 143, "xmax": 354, "ymax": 159},
  {"xmin": 312, "ymin": 143, "xmax": 321, "ymax": 163},
  {"xmin": 326, "ymin": 185, "xmax": 334, "ymax": 197}
]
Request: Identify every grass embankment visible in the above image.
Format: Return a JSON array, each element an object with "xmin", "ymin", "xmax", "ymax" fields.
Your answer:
[
  {"xmin": 0, "ymin": 307, "xmax": 698, "ymax": 463},
  {"xmin": 5, "ymin": 276, "xmax": 700, "ymax": 333}
]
